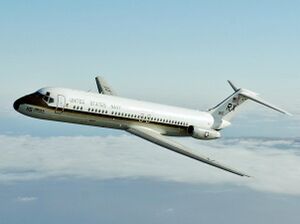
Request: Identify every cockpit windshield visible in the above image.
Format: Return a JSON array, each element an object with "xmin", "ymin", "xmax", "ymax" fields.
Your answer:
[{"xmin": 39, "ymin": 91, "xmax": 54, "ymax": 103}]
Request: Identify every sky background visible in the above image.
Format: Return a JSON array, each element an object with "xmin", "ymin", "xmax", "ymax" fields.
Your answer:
[{"xmin": 0, "ymin": 1, "xmax": 300, "ymax": 223}]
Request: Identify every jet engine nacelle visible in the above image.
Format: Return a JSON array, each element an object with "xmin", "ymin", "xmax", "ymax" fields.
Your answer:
[{"xmin": 187, "ymin": 126, "xmax": 221, "ymax": 140}]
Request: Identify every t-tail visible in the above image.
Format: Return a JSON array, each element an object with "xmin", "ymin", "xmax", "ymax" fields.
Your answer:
[{"xmin": 209, "ymin": 81, "xmax": 291, "ymax": 130}]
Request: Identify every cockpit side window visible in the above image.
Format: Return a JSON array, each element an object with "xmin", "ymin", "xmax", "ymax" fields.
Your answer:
[{"xmin": 43, "ymin": 95, "xmax": 50, "ymax": 102}]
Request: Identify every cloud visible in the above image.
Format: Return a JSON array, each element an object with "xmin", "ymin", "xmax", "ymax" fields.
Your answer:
[
  {"xmin": 164, "ymin": 208, "xmax": 175, "ymax": 214},
  {"xmin": 0, "ymin": 135, "xmax": 300, "ymax": 195},
  {"xmin": 15, "ymin": 197, "xmax": 38, "ymax": 202}
]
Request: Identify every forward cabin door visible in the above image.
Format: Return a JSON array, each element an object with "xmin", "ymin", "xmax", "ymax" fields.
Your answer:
[{"xmin": 56, "ymin": 95, "xmax": 66, "ymax": 114}]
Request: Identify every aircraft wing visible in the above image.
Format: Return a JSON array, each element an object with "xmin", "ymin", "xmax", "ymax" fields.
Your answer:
[
  {"xmin": 95, "ymin": 76, "xmax": 116, "ymax": 95},
  {"xmin": 127, "ymin": 126, "xmax": 249, "ymax": 177}
]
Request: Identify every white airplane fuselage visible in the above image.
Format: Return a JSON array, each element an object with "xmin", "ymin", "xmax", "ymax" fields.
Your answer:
[
  {"xmin": 13, "ymin": 78, "xmax": 290, "ymax": 177},
  {"xmin": 14, "ymin": 87, "xmax": 219, "ymax": 138}
]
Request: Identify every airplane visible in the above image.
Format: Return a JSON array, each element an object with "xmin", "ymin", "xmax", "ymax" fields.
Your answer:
[{"xmin": 13, "ymin": 77, "xmax": 291, "ymax": 177}]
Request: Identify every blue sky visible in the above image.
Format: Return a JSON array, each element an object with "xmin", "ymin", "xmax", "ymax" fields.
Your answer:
[
  {"xmin": 1, "ymin": 1, "xmax": 300, "ymax": 223},
  {"xmin": 1, "ymin": 0, "xmax": 300, "ymax": 137}
]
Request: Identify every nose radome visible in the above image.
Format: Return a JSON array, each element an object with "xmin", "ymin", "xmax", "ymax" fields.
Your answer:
[{"xmin": 13, "ymin": 98, "xmax": 21, "ymax": 111}]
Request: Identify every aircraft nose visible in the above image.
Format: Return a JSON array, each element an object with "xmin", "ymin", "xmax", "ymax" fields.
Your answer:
[{"xmin": 13, "ymin": 98, "xmax": 22, "ymax": 111}]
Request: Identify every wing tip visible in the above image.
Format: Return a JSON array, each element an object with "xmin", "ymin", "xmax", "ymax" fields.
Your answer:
[
  {"xmin": 233, "ymin": 171, "xmax": 251, "ymax": 178},
  {"xmin": 277, "ymin": 109, "xmax": 292, "ymax": 116},
  {"xmin": 285, "ymin": 111, "xmax": 293, "ymax": 116}
]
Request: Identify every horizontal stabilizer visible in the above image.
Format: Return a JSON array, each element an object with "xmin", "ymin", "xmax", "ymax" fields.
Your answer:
[{"xmin": 239, "ymin": 89, "xmax": 292, "ymax": 116}]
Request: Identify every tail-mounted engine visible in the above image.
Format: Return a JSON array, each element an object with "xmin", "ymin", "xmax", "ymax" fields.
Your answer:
[{"xmin": 187, "ymin": 126, "xmax": 221, "ymax": 140}]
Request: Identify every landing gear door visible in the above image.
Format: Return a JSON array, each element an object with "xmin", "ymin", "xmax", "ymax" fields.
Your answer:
[{"xmin": 56, "ymin": 95, "xmax": 66, "ymax": 114}]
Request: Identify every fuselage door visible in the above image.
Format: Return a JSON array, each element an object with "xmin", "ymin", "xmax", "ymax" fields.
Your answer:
[{"xmin": 56, "ymin": 95, "xmax": 66, "ymax": 114}]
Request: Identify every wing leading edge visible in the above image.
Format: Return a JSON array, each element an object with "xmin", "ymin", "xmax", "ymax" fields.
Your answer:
[{"xmin": 127, "ymin": 126, "xmax": 250, "ymax": 177}]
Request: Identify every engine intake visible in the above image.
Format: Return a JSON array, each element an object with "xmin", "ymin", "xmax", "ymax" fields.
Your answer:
[{"xmin": 188, "ymin": 126, "xmax": 221, "ymax": 140}]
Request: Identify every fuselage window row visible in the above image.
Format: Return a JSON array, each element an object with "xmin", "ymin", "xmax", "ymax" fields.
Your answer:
[{"xmin": 70, "ymin": 104, "xmax": 187, "ymax": 126}]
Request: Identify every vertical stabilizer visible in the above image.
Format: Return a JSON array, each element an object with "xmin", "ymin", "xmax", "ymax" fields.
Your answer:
[{"xmin": 227, "ymin": 80, "xmax": 238, "ymax": 92}]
